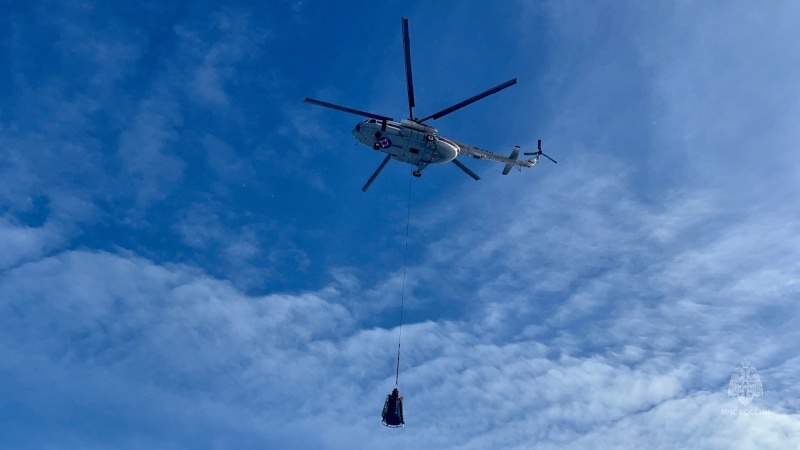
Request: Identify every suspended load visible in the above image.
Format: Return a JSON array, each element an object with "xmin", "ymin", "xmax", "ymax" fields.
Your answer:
[{"xmin": 381, "ymin": 388, "xmax": 405, "ymax": 427}]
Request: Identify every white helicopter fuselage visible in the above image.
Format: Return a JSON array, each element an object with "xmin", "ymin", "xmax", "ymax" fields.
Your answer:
[
  {"xmin": 352, "ymin": 119, "xmax": 538, "ymax": 171},
  {"xmin": 352, "ymin": 119, "xmax": 457, "ymax": 168}
]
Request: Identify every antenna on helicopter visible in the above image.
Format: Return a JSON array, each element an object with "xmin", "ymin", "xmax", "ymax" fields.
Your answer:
[{"xmin": 524, "ymin": 139, "xmax": 558, "ymax": 164}]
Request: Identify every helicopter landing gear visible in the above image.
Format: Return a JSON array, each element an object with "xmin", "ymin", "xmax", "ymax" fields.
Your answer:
[{"xmin": 413, "ymin": 162, "xmax": 428, "ymax": 178}]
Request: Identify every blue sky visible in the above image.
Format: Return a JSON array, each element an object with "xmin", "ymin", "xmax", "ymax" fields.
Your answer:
[{"xmin": 2, "ymin": 1, "xmax": 799, "ymax": 448}]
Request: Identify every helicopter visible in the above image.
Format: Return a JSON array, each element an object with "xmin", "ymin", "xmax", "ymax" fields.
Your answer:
[{"xmin": 304, "ymin": 18, "xmax": 557, "ymax": 192}]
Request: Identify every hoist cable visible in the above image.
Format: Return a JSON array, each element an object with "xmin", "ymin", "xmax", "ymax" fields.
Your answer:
[{"xmin": 395, "ymin": 173, "xmax": 412, "ymax": 386}]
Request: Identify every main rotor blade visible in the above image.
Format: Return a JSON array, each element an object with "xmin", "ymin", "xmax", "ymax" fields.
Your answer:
[
  {"xmin": 304, "ymin": 98, "xmax": 393, "ymax": 122},
  {"xmin": 451, "ymin": 157, "xmax": 481, "ymax": 181},
  {"xmin": 362, "ymin": 154, "xmax": 393, "ymax": 192},
  {"xmin": 402, "ymin": 17, "xmax": 415, "ymax": 119},
  {"xmin": 419, "ymin": 78, "xmax": 517, "ymax": 122}
]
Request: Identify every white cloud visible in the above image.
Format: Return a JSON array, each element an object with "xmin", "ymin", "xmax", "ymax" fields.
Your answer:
[
  {"xmin": 178, "ymin": 9, "xmax": 271, "ymax": 107},
  {"xmin": 172, "ymin": 200, "xmax": 311, "ymax": 290},
  {"xmin": 3, "ymin": 160, "xmax": 799, "ymax": 448},
  {"xmin": 0, "ymin": 218, "xmax": 66, "ymax": 270},
  {"xmin": 117, "ymin": 95, "xmax": 185, "ymax": 207}
]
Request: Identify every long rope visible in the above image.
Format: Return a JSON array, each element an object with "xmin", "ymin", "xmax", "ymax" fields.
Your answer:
[{"xmin": 395, "ymin": 174, "xmax": 412, "ymax": 386}]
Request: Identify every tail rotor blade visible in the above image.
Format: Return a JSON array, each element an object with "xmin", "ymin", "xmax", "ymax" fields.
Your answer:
[
  {"xmin": 523, "ymin": 139, "xmax": 557, "ymax": 163},
  {"xmin": 402, "ymin": 18, "xmax": 415, "ymax": 120},
  {"xmin": 542, "ymin": 153, "xmax": 558, "ymax": 164}
]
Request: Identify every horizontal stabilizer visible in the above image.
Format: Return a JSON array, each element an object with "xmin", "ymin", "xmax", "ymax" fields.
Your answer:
[{"xmin": 502, "ymin": 146, "xmax": 520, "ymax": 175}]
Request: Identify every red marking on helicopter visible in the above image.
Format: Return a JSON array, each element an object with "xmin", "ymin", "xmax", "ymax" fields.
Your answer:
[{"xmin": 378, "ymin": 137, "xmax": 392, "ymax": 149}]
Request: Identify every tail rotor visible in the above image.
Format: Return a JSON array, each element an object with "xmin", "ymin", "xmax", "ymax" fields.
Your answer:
[{"xmin": 524, "ymin": 139, "xmax": 558, "ymax": 164}]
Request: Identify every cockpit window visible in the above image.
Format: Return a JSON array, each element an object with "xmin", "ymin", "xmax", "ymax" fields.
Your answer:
[{"xmin": 368, "ymin": 119, "xmax": 376, "ymax": 123}]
